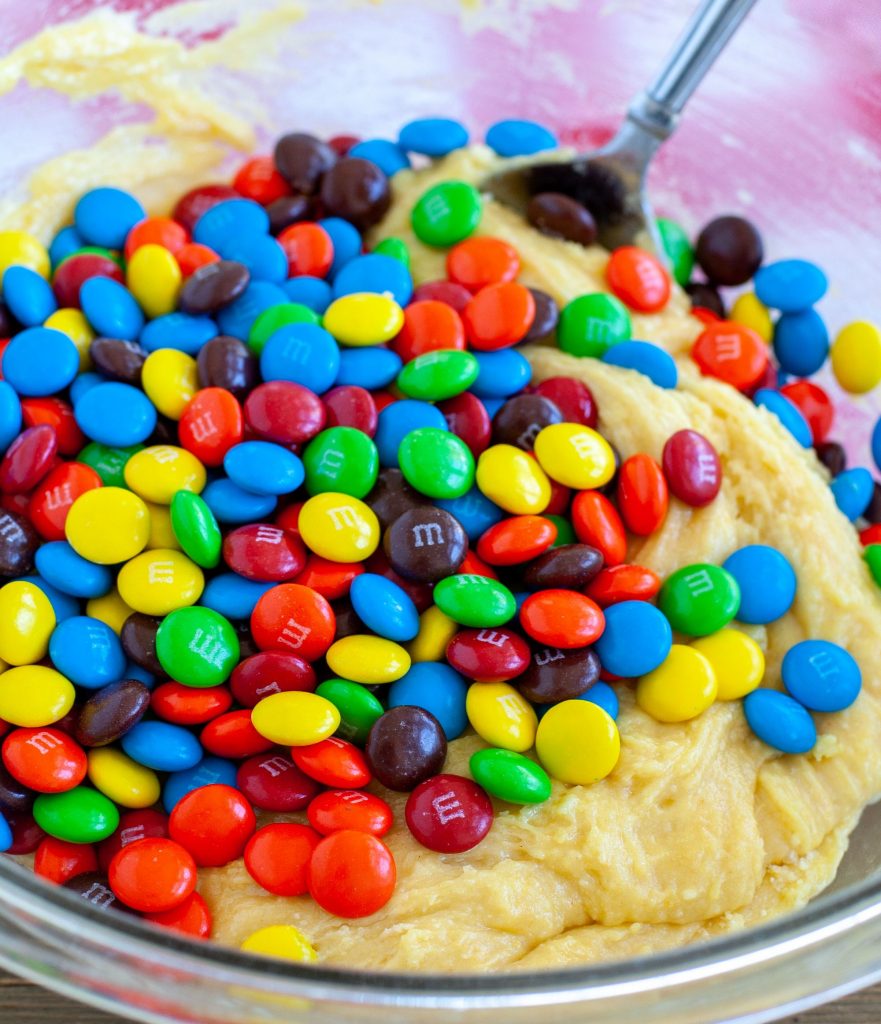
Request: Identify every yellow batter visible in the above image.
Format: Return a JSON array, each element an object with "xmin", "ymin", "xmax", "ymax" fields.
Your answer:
[{"xmin": 4, "ymin": 7, "xmax": 881, "ymax": 975}]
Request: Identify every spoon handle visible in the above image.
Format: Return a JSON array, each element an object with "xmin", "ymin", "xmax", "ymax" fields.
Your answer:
[{"xmin": 627, "ymin": 0, "xmax": 758, "ymax": 140}]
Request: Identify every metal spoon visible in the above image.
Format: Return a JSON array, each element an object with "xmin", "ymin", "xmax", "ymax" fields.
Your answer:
[{"xmin": 482, "ymin": 0, "xmax": 758, "ymax": 255}]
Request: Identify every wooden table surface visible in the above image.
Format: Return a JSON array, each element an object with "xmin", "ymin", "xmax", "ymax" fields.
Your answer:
[{"xmin": 2, "ymin": 971, "xmax": 881, "ymax": 1023}]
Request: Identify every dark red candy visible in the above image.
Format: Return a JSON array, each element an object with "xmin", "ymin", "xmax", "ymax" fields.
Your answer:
[
  {"xmin": 178, "ymin": 260, "xmax": 250, "ymax": 315},
  {"xmin": 323, "ymin": 386, "xmax": 378, "ymax": 436},
  {"xmin": 230, "ymin": 651, "xmax": 316, "ymax": 707},
  {"xmin": 89, "ymin": 337, "xmax": 148, "ymax": 384},
  {"xmin": 236, "ymin": 749, "xmax": 321, "ymax": 812},
  {"xmin": 491, "ymin": 393, "xmax": 563, "ymax": 451},
  {"xmin": 522, "ymin": 543, "xmax": 604, "ymax": 589},
  {"xmin": 527, "ymin": 192, "xmax": 597, "ymax": 246},
  {"xmin": 52, "ymin": 254, "xmax": 124, "ymax": 308},
  {"xmin": 695, "ymin": 215, "xmax": 764, "ymax": 287},
  {"xmin": 319, "ymin": 157, "xmax": 390, "ymax": 231},
  {"xmin": 6, "ymin": 810, "xmax": 46, "ymax": 853},
  {"xmin": 244, "ymin": 380, "xmax": 326, "ymax": 446},
  {"xmin": 196, "ymin": 336, "xmax": 259, "ymax": 399},
  {"xmin": 523, "ymin": 288, "xmax": 559, "ymax": 342},
  {"xmin": 438, "ymin": 392, "xmax": 492, "ymax": 458},
  {"xmin": 0, "ymin": 509, "xmax": 40, "ymax": 576},
  {"xmin": 307, "ymin": 789, "xmax": 393, "ymax": 837},
  {"xmin": 97, "ymin": 808, "xmax": 168, "ymax": 873},
  {"xmin": 172, "ymin": 184, "xmax": 240, "ymax": 234},
  {"xmin": 531, "ymin": 376, "xmax": 598, "ymax": 428},
  {"xmin": 383, "ymin": 506, "xmax": 468, "ymax": 583},
  {"xmin": 0, "ymin": 424, "xmax": 58, "ymax": 493},
  {"xmin": 365, "ymin": 707, "xmax": 447, "ymax": 792},
  {"xmin": 222, "ymin": 524, "xmax": 307, "ymax": 582},
  {"xmin": 327, "ymin": 134, "xmax": 359, "ymax": 157},
  {"xmin": 74, "ymin": 679, "xmax": 151, "ymax": 747},
  {"xmin": 120, "ymin": 613, "xmax": 163, "ymax": 675},
  {"xmin": 661, "ymin": 429, "xmax": 722, "ymax": 507},
  {"xmin": 446, "ymin": 627, "xmax": 530, "ymax": 682},
  {"xmin": 273, "ymin": 133, "xmax": 337, "ymax": 194},
  {"xmin": 366, "ymin": 467, "xmax": 429, "ymax": 530},
  {"xmin": 518, "ymin": 645, "xmax": 601, "ymax": 703},
  {"xmin": 405, "ymin": 774, "xmax": 493, "ymax": 853},
  {"xmin": 411, "ymin": 280, "xmax": 472, "ymax": 312}
]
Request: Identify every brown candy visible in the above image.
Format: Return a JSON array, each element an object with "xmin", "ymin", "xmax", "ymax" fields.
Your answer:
[
  {"xmin": 0, "ymin": 762, "xmax": 33, "ymax": 813},
  {"xmin": 492, "ymin": 394, "xmax": 563, "ymax": 451},
  {"xmin": 383, "ymin": 507, "xmax": 467, "ymax": 583},
  {"xmin": 366, "ymin": 467, "xmax": 429, "ymax": 530},
  {"xmin": 120, "ymin": 613, "xmax": 164, "ymax": 676},
  {"xmin": 523, "ymin": 288, "xmax": 559, "ymax": 342},
  {"xmin": 331, "ymin": 598, "xmax": 371, "ymax": 640},
  {"xmin": 89, "ymin": 337, "xmax": 147, "ymax": 384},
  {"xmin": 74, "ymin": 679, "xmax": 152, "ymax": 748},
  {"xmin": 518, "ymin": 646, "xmax": 600, "ymax": 703},
  {"xmin": 523, "ymin": 543, "xmax": 604, "ymax": 590},
  {"xmin": 865, "ymin": 481, "xmax": 881, "ymax": 524},
  {"xmin": 178, "ymin": 260, "xmax": 250, "ymax": 315},
  {"xmin": 695, "ymin": 215, "xmax": 764, "ymax": 287},
  {"xmin": 196, "ymin": 335, "xmax": 258, "ymax": 398},
  {"xmin": 684, "ymin": 281, "xmax": 726, "ymax": 318},
  {"xmin": 527, "ymin": 192, "xmax": 598, "ymax": 247},
  {"xmin": 320, "ymin": 157, "xmax": 391, "ymax": 231},
  {"xmin": 0, "ymin": 299, "xmax": 17, "ymax": 338},
  {"xmin": 266, "ymin": 195, "xmax": 314, "ymax": 235},
  {"xmin": 365, "ymin": 706, "xmax": 447, "ymax": 792},
  {"xmin": 62, "ymin": 872, "xmax": 137, "ymax": 914},
  {"xmin": 0, "ymin": 509, "xmax": 39, "ymax": 576},
  {"xmin": 815, "ymin": 440, "xmax": 846, "ymax": 477},
  {"xmin": 274, "ymin": 132, "xmax": 337, "ymax": 195}
]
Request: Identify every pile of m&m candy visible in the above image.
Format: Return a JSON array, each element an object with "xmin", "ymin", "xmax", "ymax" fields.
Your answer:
[{"xmin": 0, "ymin": 115, "xmax": 873, "ymax": 962}]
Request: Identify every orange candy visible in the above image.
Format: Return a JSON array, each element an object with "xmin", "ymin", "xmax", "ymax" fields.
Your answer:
[
  {"xmin": 201, "ymin": 709, "xmax": 274, "ymax": 759},
  {"xmin": 519, "ymin": 590, "xmax": 605, "ymax": 649},
  {"xmin": 28, "ymin": 461, "xmax": 103, "ymax": 540},
  {"xmin": 277, "ymin": 222, "xmax": 334, "ymax": 279},
  {"xmin": 34, "ymin": 835, "xmax": 98, "ymax": 884},
  {"xmin": 168, "ymin": 784, "xmax": 256, "ymax": 868},
  {"xmin": 571, "ymin": 490, "xmax": 627, "ymax": 566},
  {"xmin": 462, "ymin": 282, "xmax": 535, "ymax": 350},
  {"xmin": 476, "ymin": 515, "xmax": 557, "ymax": 566},
  {"xmin": 250, "ymin": 582, "xmax": 337, "ymax": 662},
  {"xmin": 151, "ymin": 682, "xmax": 233, "ymax": 726},
  {"xmin": 176, "ymin": 243, "xmax": 221, "ymax": 278},
  {"xmin": 393, "ymin": 300, "xmax": 465, "ymax": 362},
  {"xmin": 109, "ymin": 837, "xmax": 197, "ymax": 913},
  {"xmin": 2, "ymin": 727, "xmax": 87, "ymax": 793},
  {"xmin": 21, "ymin": 397, "xmax": 84, "ymax": 456},
  {"xmin": 308, "ymin": 829, "xmax": 396, "ymax": 919},
  {"xmin": 606, "ymin": 245, "xmax": 671, "ymax": 313},
  {"xmin": 293, "ymin": 554, "xmax": 363, "ymax": 600},
  {"xmin": 244, "ymin": 822, "xmax": 321, "ymax": 897},
  {"xmin": 307, "ymin": 789, "xmax": 394, "ymax": 837},
  {"xmin": 446, "ymin": 236, "xmax": 520, "ymax": 293},
  {"xmin": 586, "ymin": 563, "xmax": 662, "ymax": 606},
  {"xmin": 691, "ymin": 321, "xmax": 770, "ymax": 391},
  {"xmin": 291, "ymin": 736, "xmax": 372, "ymax": 788},
  {"xmin": 124, "ymin": 216, "xmax": 189, "ymax": 260},
  {"xmin": 233, "ymin": 156, "xmax": 292, "ymax": 206},
  {"xmin": 456, "ymin": 549, "xmax": 499, "ymax": 579},
  {"xmin": 178, "ymin": 387, "xmax": 244, "ymax": 467},
  {"xmin": 616, "ymin": 454, "xmax": 668, "ymax": 536},
  {"xmin": 144, "ymin": 891, "xmax": 212, "ymax": 939}
]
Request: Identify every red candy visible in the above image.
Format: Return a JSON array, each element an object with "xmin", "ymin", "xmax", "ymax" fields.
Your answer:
[
  {"xmin": 393, "ymin": 300, "xmax": 465, "ymax": 362},
  {"xmin": 308, "ymin": 830, "xmax": 396, "ymax": 918},
  {"xmin": 21, "ymin": 398, "xmax": 84, "ymax": 456},
  {"xmin": 616, "ymin": 454, "xmax": 668, "ymax": 536},
  {"xmin": 519, "ymin": 590, "xmax": 605, "ymax": 648},
  {"xmin": 172, "ymin": 184, "xmax": 240, "ymax": 234},
  {"xmin": 586, "ymin": 564, "xmax": 662, "ymax": 606},
  {"xmin": 144, "ymin": 891, "xmax": 212, "ymax": 939},
  {"xmin": 109, "ymin": 837, "xmax": 197, "ymax": 913},
  {"xmin": 2, "ymin": 728, "xmax": 87, "ymax": 794},
  {"xmin": 445, "ymin": 627, "xmax": 530, "ymax": 682},
  {"xmin": 661, "ymin": 429, "xmax": 722, "ymax": 507},
  {"xmin": 571, "ymin": 491, "xmax": 627, "ymax": 566},
  {"xmin": 179, "ymin": 387, "xmax": 244, "ymax": 466},
  {"xmin": 244, "ymin": 822, "xmax": 321, "ymax": 897},
  {"xmin": 462, "ymin": 281, "xmax": 535, "ymax": 350},
  {"xmin": 606, "ymin": 246, "xmax": 670, "ymax": 313},
  {"xmin": 323, "ymin": 385, "xmax": 378, "ymax": 436},
  {"xmin": 477, "ymin": 515, "xmax": 557, "ymax": 566},
  {"xmin": 97, "ymin": 808, "xmax": 168, "ymax": 873},
  {"xmin": 780, "ymin": 380, "xmax": 834, "ymax": 444},
  {"xmin": 244, "ymin": 380, "xmax": 326, "ymax": 446},
  {"xmin": 446, "ymin": 237, "xmax": 520, "ymax": 293},
  {"xmin": 861, "ymin": 524, "xmax": 881, "ymax": 546},
  {"xmin": 307, "ymin": 789, "xmax": 393, "ymax": 837},
  {"xmin": 530, "ymin": 376, "xmax": 598, "ymax": 428},
  {"xmin": 277, "ymin": 222, "xmax": 334, "ymax": 278},
  {"xmin": 233, "ymin": 156, "xmax": 292, "ymax": 206},
  {"xmin": 291, "ymin": 737, "xmax": 372, "ymax": 788},
  {"xmin": 201, "ymin": 710, "xmax": 274, "ymax": 759},
  {"xmin": 222, "ymin": 524, "xmax": 306, "ymax": 582},
  {"xmin": 6, "ymin": 811, "xmax": 45, "ymax": 854},
  {"xmin": 456, "ymin": 549, "xmax": 498, "ymax": 579},
  {"xmin": 405, "ymin": 774, "xmax": 493, "ymax": 853},
  {"xmin": 150, "ymin": 682, "xmax": 233, "ymax": 726},
  {"xmin": 236, "ymin": 749, "xmax": 321, "ymax": 812},
  {"xmin": 34, "ymin": 836, "xmax": 98, "ymax": 884},
  {"xmin": 691, "ymin": 321, "xmax": 769, "ymax": 391},
  {"xmin": 294, "ymin": 554, "xmax": 363, "ymax": 600},
  {"xmin": 124, "ymin": 216, "xmax": 189, "ymax": 260},
  {"xmin": 230, "ymin": 651, "xmax": 316, "ymax": 707},
  {"xmin": 168, "ymin": 784, "xmax": 256, "ymax": 868},
  {"xmin": 410, "ymin": 279, "xmax": 472, "ymax": 312},
  {"xmin": 52, "ymin": 253, "xmax": 124, "ymax": 308},
  {"xmin": 0, "ymin": 424, "xmax": 58, "ymax": 494},
  {"xmin": 438, "ymin": 391, "xmax": 492, "ymax": 458},
  {"xmin": 28, "ymin": 461, "xmax": 102, "ymax": 540},
  {"xmin": 250, "ymin": 583, "xmax": 336, "ymax": 660}
]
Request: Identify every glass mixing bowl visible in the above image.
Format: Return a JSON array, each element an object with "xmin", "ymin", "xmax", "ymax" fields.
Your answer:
[{"xmin": 2, "ymin": 1, "xmax": 881, "ymax": 1020}]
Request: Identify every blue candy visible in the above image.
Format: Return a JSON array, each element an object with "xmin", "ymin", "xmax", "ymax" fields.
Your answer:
[
  {"xmin": 202, "ymin": 478, "xmax": 278, "ymax": 524},
  {"xmin": 74, "ymin": 381, "xmax": 157, "ymax": 447},
  {"xmin": 873, "ymin": 419, "xmax": 881, "ymax": 476},
  {"xmin": 2, "ymin": 327, "xmax": 79, "ymax": 396},
  {"xmin": 388, "ymin": 662, "xmax": 469, "ymax": 740},
  {"xmin": 333, "ymin": 254, "xmax": 413, "ymax": 306},
  {"xmin": 374, "ymin": 399, "xmax": 447, "ymax": 467},
  {"xmin": 0, "ymin": 381, "xmax": 22, "ymax": 453},
  {"xmin": 20, "ymin": 575, "xmax": 80, "ymax": 622},
  {"xmin": 753, "ymin": 389, "xmax": 812, "ymax": 448},
  {"xmin": 754, "ymin": 259, "xmax": 828, "ymax": 313},
  {"xmin": 398, "ymin": 117, "xmax": 469, "ymax": 157},
  {"xmin": 49, "ymin": 225, "xmax": 85, "ymax": 268},
  {"xmin": 0, "ymin": 812, "xmax": 11, "ymax": 853},
  {"xmin": 348, "ymin": 139, "xmax": 411, "ymax": 176},
  {"xmin": 601, "ymin": 340, "xmax": 678, "ymax": 389},
  {"xmin": 122, "ymin": 721, "xmax": 203, "ymax": 772},
  {"xmin": 70, "ymin": 372, "xmax": 107, "ymax": 405},
  {"xmin": 162, "ymin": 756, "xmax": 238, "ymax": 813},
  {"xmin": 201, "ymin": 573, "xmax": 275, "ymax": 620},
  {"xmin": 35, "ymin": 541, "xmax": 114, "ymax": 599},
  {"xmin": 48, "ymin": 616, "xmax": 126, "ymax": 689},
  {"xmin": 436, "ymin": 486, "xmax": 504, "ymax": 541},
  {"xmin": 140, "ymin": 313, "xmax": 218, "ymax": 355},
  {"xmin": 722, "ymin": 544, "xmax": 797, "ymax": 624},
  {"xmin": 224, "ymin": 440, "xmax": 304, "ymax": 496},
  {"xmin": 74, "ymin": 187, "xmax": 145, "ymax": 249},
  {"xmin": 336, "ymin": 347, "xmax": 403, "ymax": 390},
  {"xmin": 480, "ymin": 397, "xmax": 505, "ymax": 419},
  {"xmin": 125, "ymin": 661, "xmax": 155, "ymax": 688},
  {"xmin": 471, "ymin": 349, "xmax": 532, "ymax": 398},
  {"xmin": 281, "ymin": 275, "xmax": 333, "ymax": 314},
  {"xmin": 594, "ymin": 600, "xmax": 672, "ymax": 677},
  {"xmin": 782, "ymin": 639, "xmax": 861, "ymax": 713},
  {"xmin": 485, "ymin": 119, "xmax": 557, "ymax": 157},
  {"xmin": 192, "ymin": 199, "xmax": 270, "ymax": 250},
  {"xmin": 580, "ymin": 681, "xmax": 619, "ymax": 720},
  {"xmin": 260, "ymin": 322, "xmax": 340, "ymax": 394},
  {"xmin": 349, "ymin": 574, "xmax": 419, "ymax": 642},
  {"xmin": 830, "ymin": 467, "xmax": 874, "ymax": 521},
  {"xmin": 219, "ymin": 233, "xmax": 287, "ymax": 284},
  {"xmin": 772, "ymin": 309, "xmax": 829, "ymax": 376},
  {"xmin": 217, "ymin": 281, "xmax": 288, "ymax": 340},
  {"xmin": 2, "ymin": 265, "xmax": 57, "ymax": 327},
  {"xmin": 319, "ymin": 217, "xmax": 361, "ymax": 278},
  {"xmin": 80, "ymin": 276, "xmax": 144, "ymax": 341},
  {"xmin": 743, "ymin": 688, "xmax": 817, "ymax": 754}
]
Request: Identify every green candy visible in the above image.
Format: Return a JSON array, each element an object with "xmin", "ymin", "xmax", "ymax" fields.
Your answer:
[
  {"xmin": 59, "ymin": 246, "xmax": 125, "ymax": 270},
  {"xmin": 248, "ymin": 302, "xmax": 320, "ymax": 355},
  {"xmin": 397, "ymin": 349, "xmax": 479, "ymax": 401},
  {"xmin": 303, "ymin": 426, "xmax": 379, "ymax": 499},
  {"xmin": 316, "ymin": 678, "xmax": 384, "ymax": 745},
  {"xmin": 156, "ymin": 606, "xmax": 239, "ymax": 687},
  {"xmin": 398, "ymin": 427, "xmax": 474, "ymax": 500},
  {"xmin": 411, "ymin": 181, "xmax": 482, "ymax": 247},
  {"xmin": 433, "ymin": 574, "xmax": 516, "ymax": 627},
  {"xmin": 33, "ymin": 787, "xmax": 120, "ymax": 843},
  {"xmin": 170, "ymin": 490, "xmax": 222, "ymax": 569},
  {"xmin": 657, "ymin": 217, "xmax": 695, "ymax": 287},
  {"xmin": 469, "ymin": 748, "xmax": 552, "ymax": 804},
  {"xmin": 373, "ymin": 236, "xmax": 410, "ymax": 267},
  {"xmin": 557, "ymin": 293, "xmax": 631, "ymax": 358},
  {"xmin": 546, "ymin": 514, "xmax": 576, "ymax": 547},
  {"xmin": 659, "ymin": 563, "xmax": 741, "ymax": 636},
  {"xmin": 78, "ymin": 442, "xmax": 143, "ymax": 487},
  {"xmin": 864, "ymin": 544, "xmax": 881, "ymax": 587}
]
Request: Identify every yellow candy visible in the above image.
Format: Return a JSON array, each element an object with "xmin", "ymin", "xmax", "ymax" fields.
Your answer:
[
  {"xmin": 0, "ymin": 666, "xmax": 75, "ymax": 727},
  {"xmin": 476, "ymin": 444, "xmax": 551, "ymax": 515},
  {"xmin": 65, "ymin": 487, "xmax": 151, "ymax": 565},
  {"xmin": 141, "ymin": 349, "xmax": 198, "ymax": 420},
  {"xmin": 44, "ymin": 308, "xmax": 95, "ymax": 370},
  {"xmin": 408, "ymin": 605, "xmax": 458, "ymax": 663},
  {"xmin": 0, "ymin": 230, "xmax": 50, "ymax": 278},
  {"xmin": 636, "ymin": 644, "xmax": 718, "ymax": 722},
  {"xmin": 691, "ymin": 628, "xmax": 765, "ymax": 700},
  {"xmin": 241, "ymin": 925, "xmax": 317, "ymax": 963},
  {"xmin": 326, "ymin": 635, "xmax": 411, "ymax": 685},
  {"xmin": 298, "ymin": 492, "xmax": 379, "ymax": 562},
  {"xmin": 535, "ymin": 700, "xmax": 620, "ymax": 784},
  {"xmin": 465, "ymin": 681, "xmax": 537, "ymax": 753},
  {"xmin": 126, "ymin": 243, "xmax": 181, "ymax": 319},
  {"xmin": 533, "ymin": 423, "xmax": 616, "ymax": 490},
  {"xmin": 88, "ymin": 747, "xmax": 160, "ymax": 809},
  {"xmin": 0, "ymin": 581, "xmax": 56, "ymax": 666},
  {"xmin": 730, "ymin": 292, "xmax": 773, "ymax": 343},
  {"xmin": 117, "ymin": 548, "xmax": 204, "ymax": 616},
  {"xmin": 124, "ymin": 445, "xmax": 207, "ymax": 504},
  {"xmin": 145, "ymin": 501, "xmax": 181, "ymax": 550},
  {"xmin": 831, "ymin": 321, "xmax": 881, "ymax": 394},
  {"xmin": 86, "ymin": 588, "xmax": 135, "ymax": 635},
  {"xmin": 251, "ymin": 691, "xmax": 340, "ymax": 746},
  {"xmin": 323, "ymin": 292, "xmax": 404, "ymax": 346}
]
